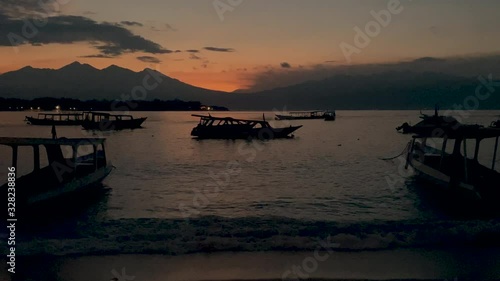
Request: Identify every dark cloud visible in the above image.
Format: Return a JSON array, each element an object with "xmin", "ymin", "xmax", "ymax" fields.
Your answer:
[
  {"xmin": 83, "ymin": 11, "xmax": 97, "ymax": 15},
  {"xmin": 413, "ymin": 57, "xmax": 446, "ymax": 63},
  {"xmin": 80, "ymin": 54, "xmax": 114, "ymax": 59},
  {"xmin": 203, "ymin": 47, "xmax": 235, "ymax": 52},
  {"xmin": 0, "ymin": 14, "xmax": 171, "ymax": 56},
  {"xmin": 165, "ymin": 24, "xmax": 177, "ymax": 32},
  {"xmin": 120, "ymin": 21, "xmax": 143, "ymax": 27},
  {"xmin": 149, "ymin": 23, "xmax": 177, "ymax": 32},
  {"xmin": 137, "ymin": 56, "xmax": 161, "ymax": 63},
  {"xmin": 280, "ymin": 62, "xmax": 291, "ymax": 68},
  {"xmin": 186, "ymin": 49, "xmax": 199, "ymax": 53},
  {"xmin": 0, "ymin": 0, "xmax": 60, "ymax": 17},
  {"xmin": 244, "ymin": 54, "xmax": 500, "ymax": 93}
]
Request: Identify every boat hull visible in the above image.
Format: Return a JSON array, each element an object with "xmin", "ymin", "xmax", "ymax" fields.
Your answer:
[
  {"xmin": 82, "ymin": 117, "xmax": 147, "ymax": 130},
  {"xmin": 409, "ymin": 157, "xmax": 481, "ymax": 200},
  {"xmin": 407, "ymin": 146, "xmax": 500, "ymax": 203},
  {"xmin": 27, "ymin": 165, "xmax": 113, "ymax": 205},
  {"xmin": 2, "ymin": 165, "xmax": 113, "ymax": 208},
  {"xmin": 275, "ymin": 114, "xmax": 325, "ymax": 120},
  {"xmin": 191, "ymin": 125, "xmax": 302, "ymax": 139}
]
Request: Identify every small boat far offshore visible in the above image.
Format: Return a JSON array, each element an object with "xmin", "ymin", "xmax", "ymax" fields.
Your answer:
[
  {"xmin": 191, "ymin": 114, "xmax": 302, "ymax": 139},
  {"xmin": 275, "ymin": 110, "xmax": 335, "ymax": 120},
  {"xmin": 324, "ymin": 111, "xmax": 336, "ymax": 121},
  {"xmin": 81, "ymin": 111, "xmax": 147, "ymax": 130}
]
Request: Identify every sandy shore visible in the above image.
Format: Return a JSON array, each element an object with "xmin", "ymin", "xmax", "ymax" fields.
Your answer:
[{"xmin": 4, "ymin": 248, "xmax": 500, "ymax": 281}]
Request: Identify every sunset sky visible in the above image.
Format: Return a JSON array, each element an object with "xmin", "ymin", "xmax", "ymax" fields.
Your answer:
[{"xmin": 1, "ymin": 0, "xmax": 500, "ymax": 92}]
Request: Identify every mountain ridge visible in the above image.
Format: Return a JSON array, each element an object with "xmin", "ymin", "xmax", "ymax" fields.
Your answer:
[{"xmin": 1, "ymin": 62, "xmax": 499, "ymax": 110}]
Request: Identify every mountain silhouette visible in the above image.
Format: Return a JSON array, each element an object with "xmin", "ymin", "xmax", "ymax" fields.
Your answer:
[
  {"xmin": 0, "ymin": 61, "xmax": 228, "ymax": 103},
  {"xmin": 1, "ymin": 62, "xmax": 499, "ymax": 110},
  {"xmin": 234, "ymin": 71, "xmax": 500, "ymax": 110}
]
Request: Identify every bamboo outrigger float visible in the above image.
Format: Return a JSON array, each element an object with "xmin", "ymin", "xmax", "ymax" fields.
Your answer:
[
  {"xmin": 191, "ymin": 114, "xmax": 302, "ymax": 139},
  {"xmin": 1, "ymin": 136, "xmax": 113, "ymax": 206}
]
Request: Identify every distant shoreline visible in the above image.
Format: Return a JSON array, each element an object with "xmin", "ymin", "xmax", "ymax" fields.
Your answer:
[
  {"xmin": 2, "ymin": 97, "xmax": 500, "ymax": 112},
  {"xmin": 0, "ymin": 97, "xmax": 230, "ymax": 112}
]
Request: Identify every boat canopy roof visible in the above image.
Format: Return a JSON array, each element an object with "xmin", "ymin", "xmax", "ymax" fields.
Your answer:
[
  {"xmin": 84, "ymin": 111, "xmax": 133, "ymax": 118},
  {"xmin": 0, "ymin": 137, "xmax": 106, "ymax": 146},
  {"xmin": 38, "ymin": 113, "xmax": 83, "ymax": 116},
  {"xmin": 413, "ymin": 126, "xmax": 500, "ymax": 140},
  {"xmin": 289, "ymin": 110, "xmax": 334, "ymax": 114}
]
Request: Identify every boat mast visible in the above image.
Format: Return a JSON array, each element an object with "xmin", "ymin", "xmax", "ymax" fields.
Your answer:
[
  {"xmin": 93, "ymin": 145, "xmax": 98, "ymax": 171},
  {"xmin": 463, "ymin": 138, "xmax": 468, "ymax": 183},
  {"xmin": 439, "ymin": 136, "xmax": 448, "ymax": 170},
  {"xmin": 493, "ymin": 136, "xmax": 499, "ymax": 170},
  {"xmin": 473, "ymin": 138, "xmax": 481, "ymax": 162},
  {"xmin": 51, "ymin": 125, "xmax": 57, "ymax": 139},
  {"xmin": 72, "ymin": 145, "xmax": 78, "ymax": 177}
]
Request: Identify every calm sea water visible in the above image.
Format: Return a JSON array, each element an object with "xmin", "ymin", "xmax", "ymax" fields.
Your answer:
[{"xmin": 1, "ymin": 110, "xmax": 500, "ymax": 256}]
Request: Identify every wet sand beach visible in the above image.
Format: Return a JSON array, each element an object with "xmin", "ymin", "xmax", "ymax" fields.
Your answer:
[{"xmin": 4, "ymin": 248, "xmax": 500, "ymax": 281}]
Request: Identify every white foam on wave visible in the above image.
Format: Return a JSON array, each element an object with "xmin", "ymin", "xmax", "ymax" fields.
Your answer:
[{"xmin": 10, "ymin": 216, "xmax": 500, "ymax": 256}]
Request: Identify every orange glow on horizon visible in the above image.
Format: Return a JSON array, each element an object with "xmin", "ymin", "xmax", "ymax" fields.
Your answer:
[
  {"xmin": 0, "ymin": 44, "xmax": 252, "ymax": 92},
  {"xmin": 166, "ymin": 70, "xmax": 251, "ymax": 93},
  {"xmin": 0, "ymin": 43, "xmax": 413, "ymax": 93}
]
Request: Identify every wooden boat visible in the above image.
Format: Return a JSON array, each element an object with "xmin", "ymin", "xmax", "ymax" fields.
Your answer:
[
  {"xmin": 275, "ymin": 110, "xmax": 335, "ymax": 120},
  {"xmin": 25, "ymin": 113, "xmax": 84, "ymax": 126},
  {"xmin": 0, "ymin": 136, "xmax": 113, "ymax": 206},
  {"xmin": 191, "ymin": 114, "xmax": 302, "ymax": 139},
  {"xmin": 81, "ymin": 111, "xmax": 147, "ymax": 130},
  {"xmin": 324, "ymin": 111, "xmax": 336, "ymax": 121},
  {"xmin": 403, "ymin": 124, "xmax": 500, "ymax": 201},
  {"xmin": 396, "ymin": 109, "xmax": 464, "ymax": 135}
]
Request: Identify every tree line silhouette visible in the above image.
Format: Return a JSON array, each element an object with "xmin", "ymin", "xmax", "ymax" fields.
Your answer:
[{"xmin": 0, "ymin": 97, "xmax": 229, "ymax": 111}]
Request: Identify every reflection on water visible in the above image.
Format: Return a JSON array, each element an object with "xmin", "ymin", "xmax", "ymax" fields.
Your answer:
[
  {"xmin": 1, "ymin": 111, "xmax": 500, "ymax": 262},
  {"xmin": 1, "ymin": 110, "xmax": 499, "ymax": 222},
  {"xmin": 18, "ymin": 185, "xmax": 112, "ymax": 235}
]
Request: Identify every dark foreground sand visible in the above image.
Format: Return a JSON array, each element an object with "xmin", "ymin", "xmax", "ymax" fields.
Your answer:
[{"xmin": 3, "ymin": 248, "xmax": 500, "ymax": 281}]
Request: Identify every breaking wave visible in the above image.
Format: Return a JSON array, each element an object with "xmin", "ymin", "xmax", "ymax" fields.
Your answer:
[{"xmin": 7, "ymin": 216, "xmax": 500, "ymax": 256}]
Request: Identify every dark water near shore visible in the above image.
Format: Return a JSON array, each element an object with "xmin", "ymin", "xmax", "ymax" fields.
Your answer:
[{"xmin": 1, "ymin": 110, "xmax": 500, "ymax": 257}]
